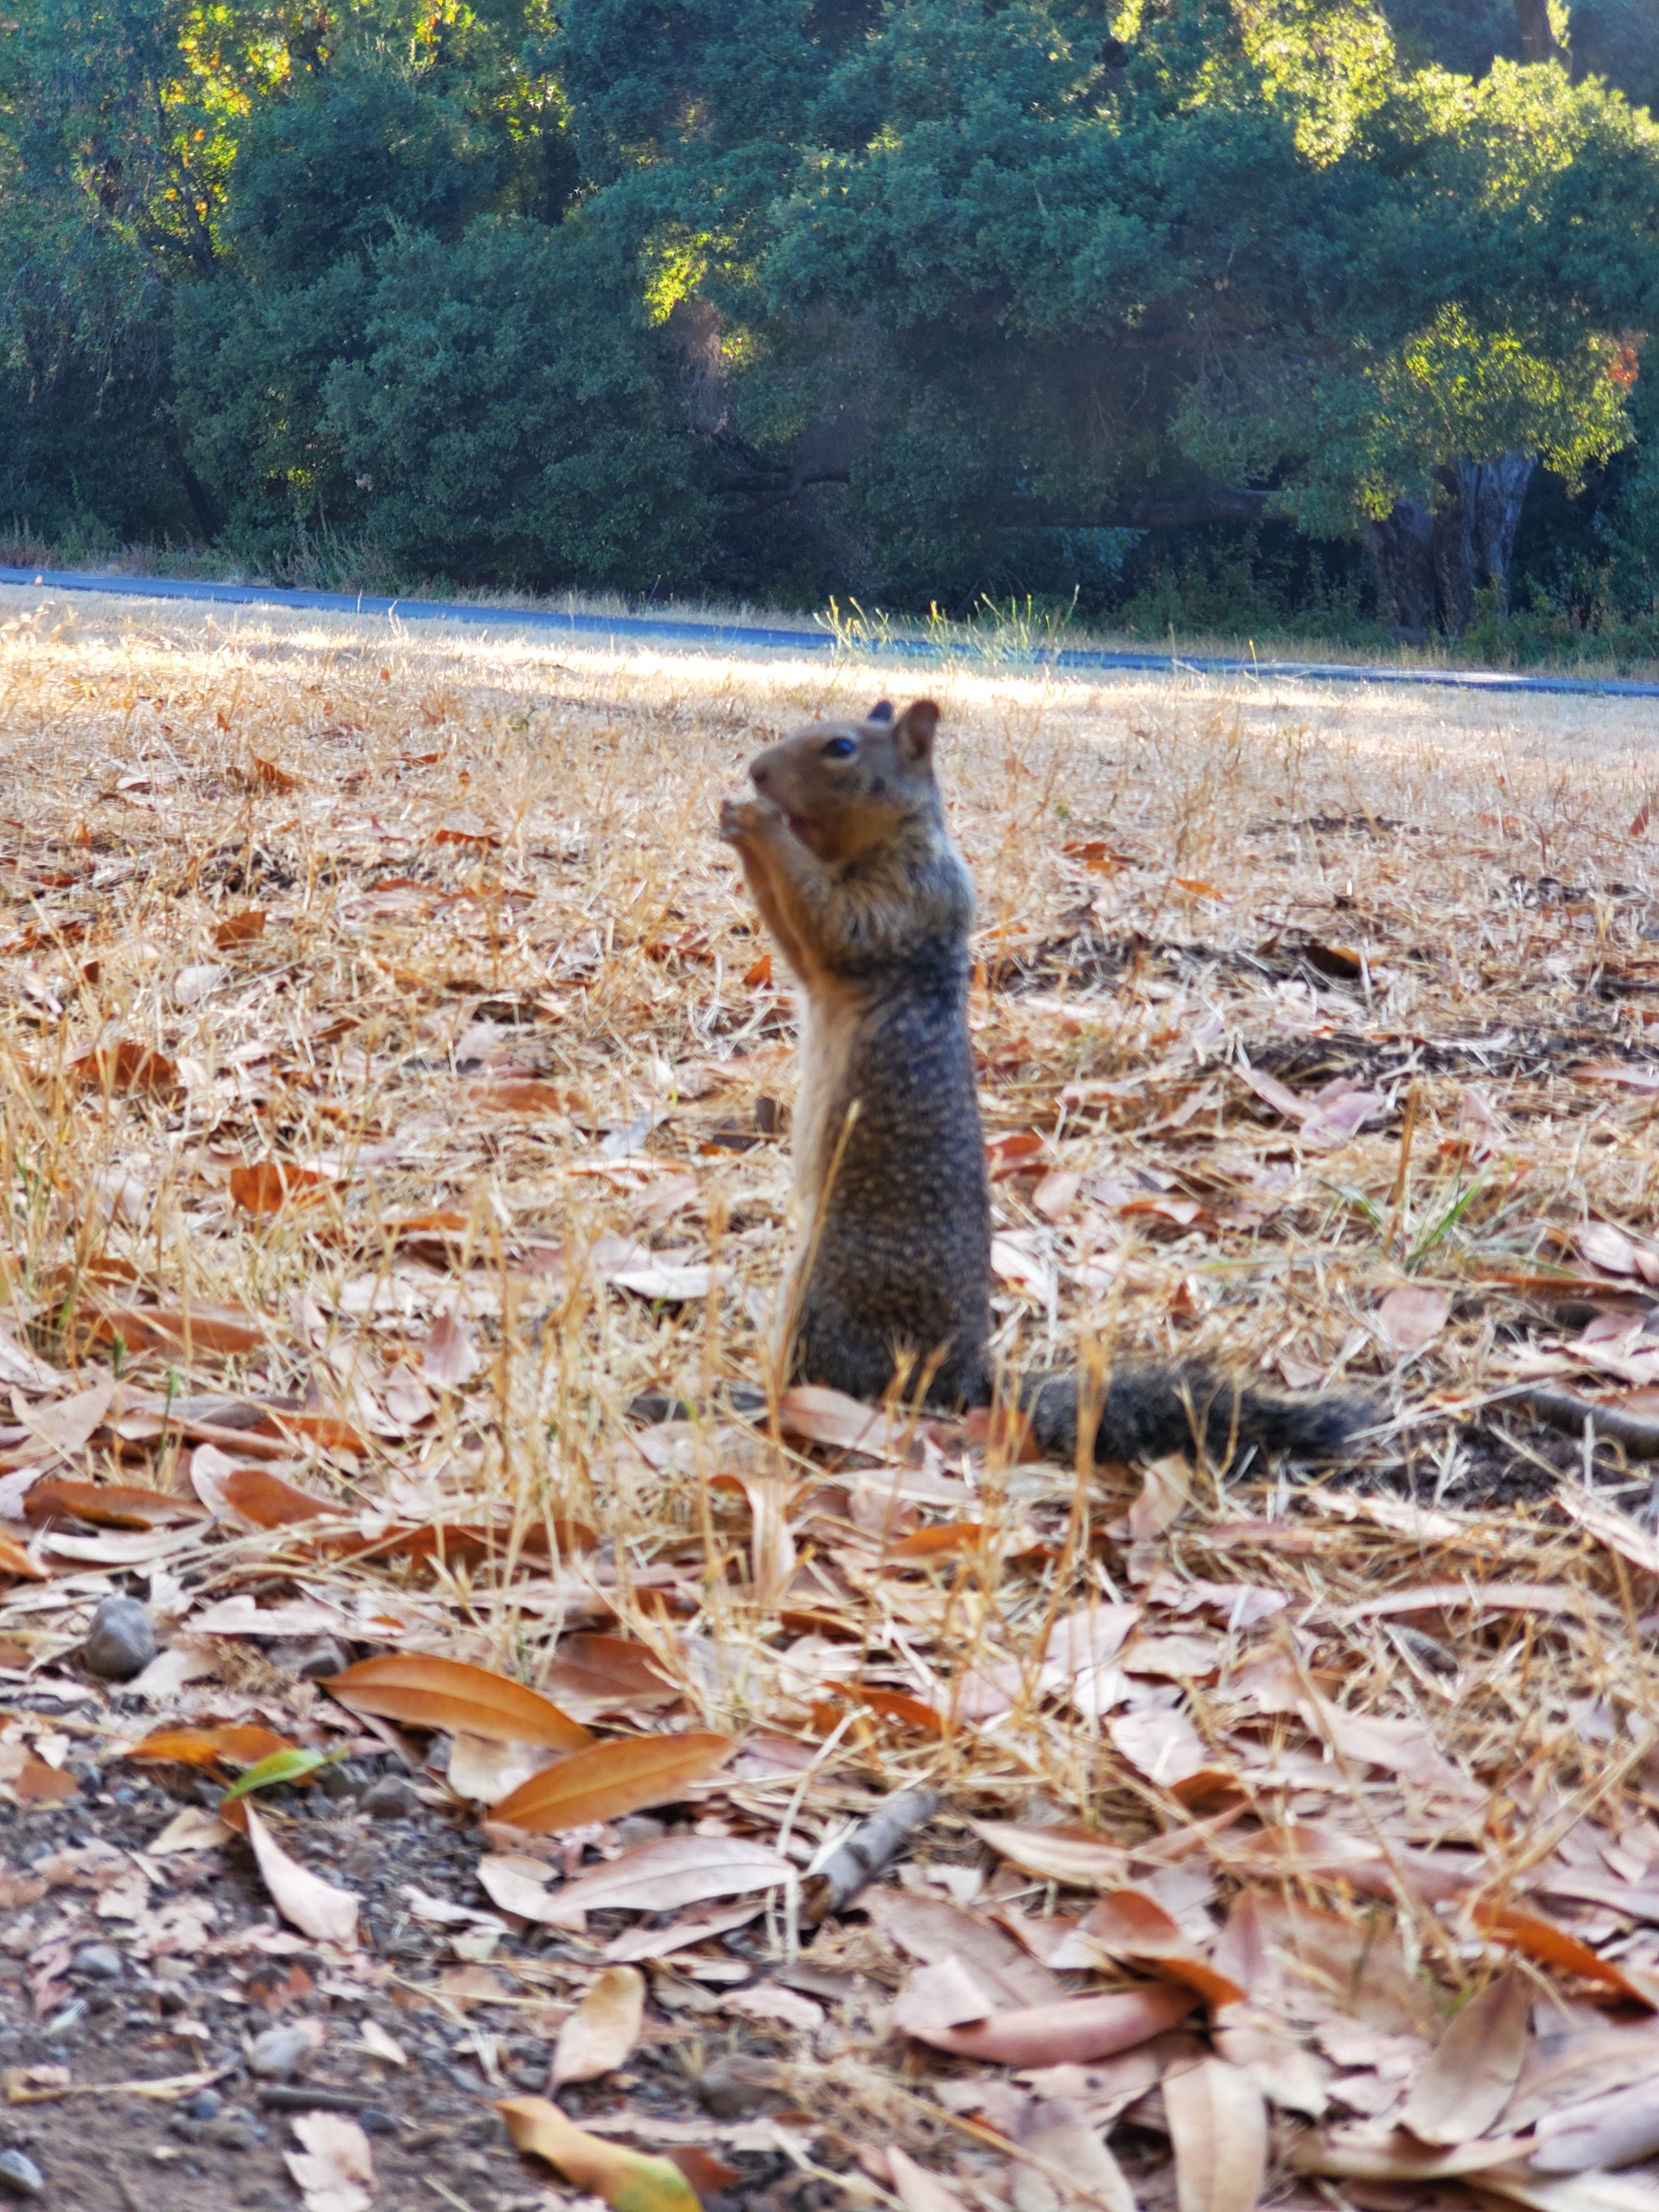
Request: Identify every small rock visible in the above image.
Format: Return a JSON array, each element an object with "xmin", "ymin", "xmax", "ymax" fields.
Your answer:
[
  {"xmin": 81, "ymin": 1595, "xmax": 156, "ymax": 1681},
  {"xmin": 248, "ymin": 2022, "xmax": 322, "ymax": 2080},
  {"xmin": 360, "ymin": 1774, "xmax": 420, "ymax": 1820},
  {"xmin": 187, "ymin": 2089, "xmax": 222, "ymax": 2122},
  {"xmin": 693, "ymin": 2053, "xmax": 790, "ymax": 2120},
  {"xmin": 266, "ymin": 1635, "xmax": 352, "ymax": 1680},
  {"xmin": 358, "ymin": 2109, "xmax": 397, "ymax": 2137},
  {"xmin": 0, "ymin": 2148, "xmax": 44, "ymax": 2200},
  {"xmin": 612, "ymin": 1814, "xmax": 668, "ymax": 1847},
  {"xmin": 71, "ymin": 1943, "xmax": 123, "ymax": 1980}
]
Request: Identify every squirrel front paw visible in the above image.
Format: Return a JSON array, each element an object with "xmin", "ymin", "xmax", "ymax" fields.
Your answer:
[{"xmin": 718, "ymin": 796, "xmax": 780, "ymax": 842}]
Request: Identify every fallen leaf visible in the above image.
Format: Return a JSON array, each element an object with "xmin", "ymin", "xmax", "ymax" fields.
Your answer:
[
  {"xmin": 1287, "ymin": 2126, "xmax": 1530, "ymax": 2180},
  {"xmin": 552, "ymin": 1966, "xmax": 646, "ymax": 2085},
  {"xmin": 12, "ymin": 1757, "xmax": 78, "ymax": 1802},
  {"xmin": 126, "ymin": 1725, "xmax": 294, "ymax": 1772},
  {"xmin": 968, "ymin": 1821, "xmax": 1131, "ymax": 1890},
  {"xmin": 231, "ymin": 1160, "xmax": 335, "ymax": 1214},
  {"xmin": 285, "ymin": 2112, "xmax": 373, "ymax": 2212},
  {"xmin": 243, "ymin": 1803, "xmax": 359, "ymax": 1947},
  {"xmin": 324, "ymin": 1654, "xmax": 591, "ymax": 1751},
  {"xmin": 1399, "ymin": 1963, "xmax": 1529, "ymax": 2145},
  {"xmin": 532, "ymin": 1834, "xmax": 791, "ymax": 1925},
  {"xmin": 1477, "ymin": 1905, "xmax": 1659, "ymax": 2010},
  {"xmin": 14, "ymin": 1374, "xmax": 116, "ymax": 1461},
  {"xmin": 494, "ymin": 2097, "xmax": 699, "ymax": 2212},
  {"xmin": 1015, "ymin": 2098, "xmax": 1138, "ymax": 2212},
  {"xmin": 67, "ymin": 1041, "xmax": 178, "ymax": 1095},
  {"xmin": 888, "ymin": 2147, "xmax": 974, "ymax": 2212},
  {"xmin": 1071, "ymin": 1890, "xmax": 1244, "ymax": 2007},
  {"xmin": 490, "ymin": 1732, "xmax": 737, "ymax": 1834},
  {"xmin": 1165, "ymin": 2055, "xmax": 1267, "ymax": 2212},
  {"xmin": 98, "ymin": 1304, "xmax": 268, "ymax": 1356},
  {"xmin": 213, "ymin": 909, "xmax": 266, "ymax": 948},
  {"xmin": 1374, "ymin": 1286, "xmax": 1451, "ymax": 1355},
  {"xmin": 0, "ymin": 1534, "xmax": 46, "ymax": 1581},
  {"xmin": 423, "ymin": 1307, "xmax": 482, "ymax": 1389},
  {"xmin": 23, "ymin": 1478, "xmax": 207, "ymax": 1530},
  {"xmin": 898, "ymin": 1981, "xmax": 1196, "ymax": 2065}
]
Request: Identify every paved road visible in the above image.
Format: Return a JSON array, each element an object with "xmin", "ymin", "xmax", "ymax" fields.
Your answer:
[{"xmin": 5, "ymin": 562, "xmax": 1657, "ymax": 701}]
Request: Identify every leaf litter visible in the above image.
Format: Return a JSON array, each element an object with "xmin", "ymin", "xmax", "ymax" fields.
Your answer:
[{"xmin": 7, "ymin": 596, "xmax": 1659, "ymax": 2207}]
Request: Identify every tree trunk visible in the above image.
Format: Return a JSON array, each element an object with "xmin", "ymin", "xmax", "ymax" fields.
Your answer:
[
  {"xmin": 1362, "ymin": 453, "xmax": 1534, "ymax": 637},
  {"xmin": 1360, "ymin": 498, "xmax": 1437, "ymax": 639},
  {"xmin": 1431, "ymin": 453, "xmax": 1535, "ymax": 634},
  {"xmin": 1514, "ymin": 0, "xmax": 1569, "ymax": 66}
]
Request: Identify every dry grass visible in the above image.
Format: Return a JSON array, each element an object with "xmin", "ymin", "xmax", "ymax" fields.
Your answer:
[{"xmin": 9, "ymin": 583, "xmax": 1659, "ymax": 2199}]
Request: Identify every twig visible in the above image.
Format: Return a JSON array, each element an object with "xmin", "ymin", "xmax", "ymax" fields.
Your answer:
[
  {"xmin": 1523, "ymin": 1387, "xmax": 1659, "ymax": 1458},
  {"xmin": 800, "ymin": 1784, "xmax": 942, "ymax": 1924}
]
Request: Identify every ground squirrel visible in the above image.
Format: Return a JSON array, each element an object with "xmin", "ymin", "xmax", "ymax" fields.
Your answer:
[{"xmin": 719, "ymin": 698, "xmax": 1365, "ymax": 1465}]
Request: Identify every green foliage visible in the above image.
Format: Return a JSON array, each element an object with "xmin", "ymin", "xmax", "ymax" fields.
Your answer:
[
  {"xmin": 2, "ymin": 0, "xmax": 1659, "ymax": 641},
  {"xmin": 322, "ymin": 217, "xmax": 708, "ymax": 586}
]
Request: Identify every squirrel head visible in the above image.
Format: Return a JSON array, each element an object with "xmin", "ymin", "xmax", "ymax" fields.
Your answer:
[{"xmin": 748, "ymin": 700, "xmax": 941, "ymax": 863}]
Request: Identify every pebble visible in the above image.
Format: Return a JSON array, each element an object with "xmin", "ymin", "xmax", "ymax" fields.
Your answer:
[
  {"xmin": 360, "ymin": 1774, "xmax": 421, "ymax": 1820},
  {"xmin": 248, "ymin": 2023, "xmax": 319, "ymax": 2080},
  {"xmin": 266, "ymin": 1635, "xmax": 352, "ymax": 1680},
  {"xmin": 0, "ymin": 2149, "xmax": 43, "ymax": 2199},
  {"xmin": 80, "ymin": 1596, "xmax": 156, "ymax": 1681},
  {"xmin": 71, "ymin": 1943, "xmax": 123, "ymax": 1981},
  {"xmin": 186, "ymin": 2090, "xmax": 221, "ymax": 2122}
]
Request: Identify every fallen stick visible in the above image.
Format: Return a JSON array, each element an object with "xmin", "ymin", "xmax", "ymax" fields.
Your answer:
[
  {"xmin": 800, "ymin": 1786, "xmax": 941, "ymax": 1923},
  {"xmin": 1522, "ymin": 1387, "xmax": 1659, "ymax": 1460}
]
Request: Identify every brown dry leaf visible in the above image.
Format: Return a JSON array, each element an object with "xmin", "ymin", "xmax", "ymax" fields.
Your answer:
[
  {"xmin": 66, "ymin": 1040, "xmax": 179, "ymax": 1095},
  {"xmin": 230, "ymin": 1160, "xmax": 336, "ymax": 1214},
  {"xmin": 126, "ymin": 1725, "xmax": 294, "ymax": 1771},
  {"xmin": 1531, "ymin": 2078, "xmax": 1659, "ymax": 2175},
  {"xmin": 285, "ymin": 2112, "xmax": 373, "ymax": 2212},
  {"xmin": 0, "ymin": 1323, "xmax": 69, "ymax": 1393},
  {"xmin": 1109, "ymin": 1704, "xmax": 1214, "ymax": 1787},
  {"xmin": 776, "ymin": 1383, "xmax": 905, "ymax": 1454},
  {"xmin": 542, "ymin": 1634, "xmax": 681, "ymax": 1714},
  {"xmin": 872, "ymin": 1889, "xmax": 1066, "ymax": 2010},
  {"xmin": 973, "ymin": 1813, "xmax": 1132, "ymax": 1884},
  {"xmin": 1073, "ymin": 1889, "xmax": 1245, "ymax": 2007},
  {"xmin": 0, "ymin": 1533, "xmax": 46, "ymax": 1581},
  {"xmin": 1374, "ymin": 1286, "xmax": 1451, "ymax": 1355},
  {"xmin": 1477, "ymin": 1905, "xmax": 1659, "ymax": 2009},
  {"xmin": 898, "ymin": 1981, "xmax": 1196, "ymax": 2065},
  {"xmin": 1015, "ymin": 2098, "xmax": 1138, "ymax": 2212},
  {"xmin": 888, "ymin": 2147, "xmax": 975, "ymax": 2212},
  {"xmin": 213, "ymin": 909, "xmax": 266, "ymax": 948},
  {"xmin": 494, "ymin": 2098, "xmax": 700, "ymax": 2212},
  {"xmin": 14, "ymin": 1373, "xmax": 116, "ymax": 1460},
  {"xmin": 23, "ymin": 1477, "xmax": 207, "ymax": 1530},
  {"xmin": 1130, "ymin": 1455, "xmax": 1193, "ymax": 1539},
  {"xmin": 423, "ymin": 1307, "xmax": 483, "ymax": 1389},
  {"xmin": 12, "ymin": 1757, "xmax": 78, "ymax": 1803},
  {"xmin": 490, "ymin": 1731, "xmax": 737, "ymax": 1833},
  {"xmin": 220, "ymin": 1466, "xmax": 347, "ymax": 1530},
  {"xmin": 1165, "ymin": 2056, "xmax": 1267, "ymax": 2212},
  {"xmin": 324, "ymin": 1654, "xmax": 591, "ymax": 1751},
  {"xmin": 99, "ymin": 1303, "xmax": 268, "ymax": 1355},
  {"xmin": 551, "ymin": 1965, "xmax": 646, "ymax": 2085},
  {"xmin": 1398, "ymin": 1964, "xmax": 1529, "ymax": 2146},
  {"xmin": 243, "ymin": 1803, "xmax": 358, "ymax": 1947},
  {"xmin": 532, "ymin": 1835, "xmax": 791, "ymax": 1925},
  {"xmin": 250, "ymin": 754, "xmax": 299, "ymax": 792},
  {"xmin": 1287, "ymin": 2125, "xmax": 1530, "ymax": 2180}
]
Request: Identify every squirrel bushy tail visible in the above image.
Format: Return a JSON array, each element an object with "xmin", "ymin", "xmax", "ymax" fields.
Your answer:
[{"xmin": 1019, "ymin": 1361, "xmax": 1368, "ymax": 1467}]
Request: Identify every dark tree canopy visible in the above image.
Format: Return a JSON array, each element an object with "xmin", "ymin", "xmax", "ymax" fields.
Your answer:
[{"xmin": 2, "ymin": 0, "xmax": 1656, "ymax": 644}]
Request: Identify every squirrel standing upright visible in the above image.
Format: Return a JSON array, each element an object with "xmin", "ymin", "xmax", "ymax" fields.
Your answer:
[{"xmin": 718, "ymin": 698, "xmax": 1365, "ymax": 1464}]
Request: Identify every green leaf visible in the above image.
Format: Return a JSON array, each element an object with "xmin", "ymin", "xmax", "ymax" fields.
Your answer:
[{"xmin": 219, "ymin": 1747, "xmax": 332, "ymax": 1805}]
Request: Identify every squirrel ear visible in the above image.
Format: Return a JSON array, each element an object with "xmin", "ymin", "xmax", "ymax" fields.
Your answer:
[
  {"xmin": 867, "ymin": 698, "xmax": 894, "ymax": 723},
  {"xmin": 893, "ymin": 700, "xmax": 940, "ymax": 761}
]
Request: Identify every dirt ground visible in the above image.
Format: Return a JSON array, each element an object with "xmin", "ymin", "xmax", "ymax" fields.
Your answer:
[{"xmin": 6, "ymin": 587, "xmax": 1659, "ymax": 2212}]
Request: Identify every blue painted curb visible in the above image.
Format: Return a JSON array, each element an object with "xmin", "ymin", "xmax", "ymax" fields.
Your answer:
[{"xmin": 4, "ymin": 564, "xmax": 1657, "ymax": 701}]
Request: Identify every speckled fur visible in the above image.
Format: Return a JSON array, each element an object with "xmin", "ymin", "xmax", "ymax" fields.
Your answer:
[{"xmin": 720, "ymin": 702, "xmax": 1365, "ymax": 1463}]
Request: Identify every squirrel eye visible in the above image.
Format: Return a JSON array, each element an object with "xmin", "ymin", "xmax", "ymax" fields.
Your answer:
[{"xmin": 821, "ymin": 736, "xmax": 857, "ymax": 760}]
